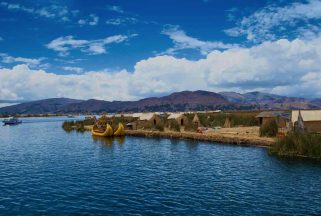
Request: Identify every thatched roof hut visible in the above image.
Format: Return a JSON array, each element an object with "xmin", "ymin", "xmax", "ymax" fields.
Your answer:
[
  {"xmin": 138, "ymin": 113, "xmax": 161, "ymax": 126},
  {"xmin": 256, "ymin": 111, "xmax": 289, "ymax": 128},
  {"xmin": 167, "ymin": 113, "xmax": 188, "ymax": 126},
  {"xmin": 223, "ymin": 116, "xmax": 232, "ymax": 128},
  {"xmin": 192, "ymin": 114, "xmax": 201, "ymax": 128},
  {"xmin": 292, "ymin": 110, "xmax": 321, "ymax": 133}
]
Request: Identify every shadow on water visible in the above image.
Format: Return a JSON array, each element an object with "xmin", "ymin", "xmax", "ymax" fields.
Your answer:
[
  {"xmin": 92, "ymin": 136, "xmax": 125, "ymax": 147},
  {"xmin": 269, "ymin": 153, "xmax": 321, "ymax": 167}
]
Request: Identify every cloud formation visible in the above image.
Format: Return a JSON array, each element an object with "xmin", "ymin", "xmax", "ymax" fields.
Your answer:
[
  {"xmin": 62, "ymin": 66, "xmax": 84, "ymax": 73},
  {"xmin": 106, "ymin": 17, "xmax": 138, "ymax": 26},
  {"xmin": 0, "ymin": 1, "xmax": 77, "ymax": 22},
  {"xmin": 107, "ymin": 5, "xmax": 124, "ymax": 14},
  {"xmin": 1, "ymin": 36, "xmax": 321, "ymax": 101},
  {"xmin": 161, "ymin": 25, "xmax": 237, "ymax": 55},
  {"xmin": 225, "ymin": 0, "xmax": 321, "ymax": 42},
  {"xmin": 0, "ymin": 53, "xmax": 44, "ymax": 65},
  {"xmin": 46, "ymin": 35, "xmax": 134, "ymax": 56},
  {"xmin": 78, "ymin": 14, "xmax": 99, "ymax": 26}
]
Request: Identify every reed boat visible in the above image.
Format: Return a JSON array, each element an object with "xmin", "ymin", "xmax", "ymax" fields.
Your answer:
[
  {"xmin": 113, "ymin": 123, "xmax": 125, "ymax": 136},
  {"xmin": 92, "ymin": 123, "xmax": 113, "ymax": 137}
]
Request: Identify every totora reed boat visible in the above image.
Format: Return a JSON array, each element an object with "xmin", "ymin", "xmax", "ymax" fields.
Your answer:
[
  {"xmin": 91, "ymin": 113, "xmax": 125, "ymax": 137},
  {"xmin": 113, "ymin": 123, "xmax": 125, "ymax": 136},
  {"xmin": 92, "ymin": 123, "xmax": 113, "ymax": 137}
]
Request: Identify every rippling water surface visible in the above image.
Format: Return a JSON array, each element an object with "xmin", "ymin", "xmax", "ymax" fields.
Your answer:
[{"xmin": 1, "ymin": 117, "xmax": 321, "ymax": 215}]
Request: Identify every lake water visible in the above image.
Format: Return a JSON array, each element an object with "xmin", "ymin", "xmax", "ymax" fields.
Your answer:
[{"xmin": 1, "ymin": 117, "xmax": 321, "ymax": 215}]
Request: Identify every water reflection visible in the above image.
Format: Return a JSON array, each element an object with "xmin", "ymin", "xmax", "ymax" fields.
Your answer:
[
  {"xmin": 114, "ymin": 136, "xmax": 125, "ymax": 145},
  {"xmin": 92, "ymin": 136, "xmax": 125, "ymax": 146}
]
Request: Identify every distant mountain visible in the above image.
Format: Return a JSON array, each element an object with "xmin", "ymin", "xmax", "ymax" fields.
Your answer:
[
  {"xmin": 59, "ymin": 90, "xmax": 235, "ymax": 113},
  {"xmin": 220, "ymin": 91, "xmax": 317, "ymax": 110},
  {"xmin": 0, "ymin": 98, "xmax": 83, "ymax": 115},
  {"xmin": 0, "ymin": 91, "xmax": 235, "ymax": 114},
  {"xmin": 1, "ymin": 90, "xmax": 321, "ymax": 115}
]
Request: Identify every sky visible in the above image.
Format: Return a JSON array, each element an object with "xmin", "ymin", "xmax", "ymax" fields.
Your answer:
[{"xmin": 0, "ymin": 0, "xmax": 321, "ymax": 102}]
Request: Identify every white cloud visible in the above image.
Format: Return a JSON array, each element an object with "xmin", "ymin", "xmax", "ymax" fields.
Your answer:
[
  {"xmin": 161, "ymin": 25, "xmax": 237, "ymax": 55},
  {"xmin": 2, "ymin": 36, "xmax": 321, "ymax": 100},
  {"xmin": 106, "ymin": 17, "xmax": 138, "ymax": 26},
  {"xmin": 46, "ymin": 35, "xmax": 134, "ymax": 56},
  {"xmin": 54, "ymin": 58, "xmax": 85, "ymax": 64},
  {"xmin": 0, "ymin": 1, "xmax": 76, "ymax": 22},
  {"xmin": 107, "ymin": 5, "xmax": 124, "ymax": 14},
  {"xmin": 62, "ymin": 66, "xmax": 84, "ymax": 73},
  {"xmin": 0, "ymin": 53, "xmax": 44, "ymax": 65},
  {"xmin": 0, "ymin": 64, "xmax": 133, "ymax": 101},
  {"xmin": 78, "ymin": 14, "xmax": 99, "ymax": 26},
  {"xmin": 225, "ymin": 0, "xmax": 321, "ymax": 42}
]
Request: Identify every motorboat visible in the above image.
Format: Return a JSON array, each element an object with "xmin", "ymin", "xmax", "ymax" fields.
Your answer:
[{"xmin": 3, "ymin": 117, "xmax": 22, "ymax": 125}]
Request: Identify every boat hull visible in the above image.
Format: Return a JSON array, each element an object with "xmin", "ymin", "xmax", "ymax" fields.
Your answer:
[
  {"xmin": 3, "ymin": 119, "xmax": 22, "ymax": 125},
  {"xmin": 92, "ymin": 124, "xmax": 113, "ymax": 137},
  {"xmin": 113, "ymin": 123, "xmax": 125, "ymax": 136}
]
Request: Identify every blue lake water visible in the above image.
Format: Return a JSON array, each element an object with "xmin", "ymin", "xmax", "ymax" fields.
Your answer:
[{"xmin": 1, "ymin": 117, "xmax": 321, "ymax": 215}]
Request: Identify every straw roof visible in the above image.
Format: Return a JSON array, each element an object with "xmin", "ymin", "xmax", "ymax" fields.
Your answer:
[
  {"xmin": 192, "ymin": 114, "xmax": 200, "ymax": 122},
  {"xmin": 139, "ymin": 113, "xmax": 157, "ymax": 121},
  {"xmin": 132, "ymin": 113, "xmax": 143, "ymax": 118},
  {"xmin": 167, "ymin": 112, "xmax": 184, "ymax": 120},
  {"xmin": 291, "ymin": 110, "xmax": 321, "ymax": 124}
]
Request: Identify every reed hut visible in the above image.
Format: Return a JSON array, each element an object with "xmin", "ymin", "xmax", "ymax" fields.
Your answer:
[
  {"xmin": 256, "ymin": 111, "xmax": 289, "ymax": 128},
  {"xmin": 126, "ymin": 122, "xmax": 137, "ymax": 130},
  {"xmin": 137, "ymin": 113, "xmax": 161, "ymax": 128},
  {"xmin": 167, "ymin": 113, "xmax": 188, "ymax": 127},
  {"xmin": 192, "ymin": 114, "xmax": 201, "ymax": 128},
  {"xmin": 223, "ymin": 116, "xmax": 232, "ymax": 128},
  {"xmin": 292, "ymin": 110, "xmax": 321, "ymax": 133}
]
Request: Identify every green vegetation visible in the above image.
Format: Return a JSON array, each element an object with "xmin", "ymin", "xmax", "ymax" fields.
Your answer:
[
  {"xmin": 142, "ymin": 122, "xmax": 153, "ymax": 130},
  {"xmin": 83, "ymin": 118, "xmax": 96, "ymax": 126},
  {"xmin": 155, "ymin": 122, "xmax": 165, "ymax": 132},
  {"xmin": 260, "ymin": 119, "xmax": 278, "ymax": 137},
  {"xmin": 270, "ymin": 132, "xmax": 321, "ymax": 160},
  {"xmin": 62, "ymin": 121, "xmax": 85, "ymax": 132},
  {"xmin": 184, "ymin": 118, "xmax": 197, "ymax": 132},
  {"xmin": 168, "ymin": 119, "xmax": 180, "ymax": 132}
]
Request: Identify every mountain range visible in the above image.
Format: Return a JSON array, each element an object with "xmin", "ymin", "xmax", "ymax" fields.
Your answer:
[{"xmin": 0, "ymin": 90, "xmax": 320, "ymax": 115}]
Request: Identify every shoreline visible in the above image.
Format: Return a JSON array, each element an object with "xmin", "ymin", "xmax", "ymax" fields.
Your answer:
[
  {"xmin": 125, "ymin": 130, "xmax": 275, "ymax": 148},
  {"xmin": 80, "ymin": 126, "xmax": 321, "ymax": 162},
  {"xmin": 81, "ymin": 125, "xmax": 275, "ymax": 147}
]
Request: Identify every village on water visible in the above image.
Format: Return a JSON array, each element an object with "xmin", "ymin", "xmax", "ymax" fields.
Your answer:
[
  {"xmin": 0, "ymin": 108, "xmax": 300, "ymax": 157},
  {"xmin": 6, "ymin": 110, "xmax": 321, "ymax": 137}
]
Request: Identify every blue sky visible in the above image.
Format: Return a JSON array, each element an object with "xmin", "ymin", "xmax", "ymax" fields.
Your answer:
[
  {"xmin": 1, "ymin": 0, "xmax": 321, "ymax": 101},
  {"xmin": 0, "ymin": 0, "xmax": 266, "ymax": 72}
]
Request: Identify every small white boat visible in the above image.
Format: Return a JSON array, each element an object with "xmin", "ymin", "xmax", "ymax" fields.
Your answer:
[{"xmin": 3, "ymin": 117, "xmax": 22, "ymax": 125}]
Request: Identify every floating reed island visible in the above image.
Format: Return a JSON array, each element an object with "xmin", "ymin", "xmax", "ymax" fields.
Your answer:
[
  {"xmin": 63, "ymin": 111, "xmax": 275, "ymax": 147},
  {"xmin": 62, "ymin": 110, "xmax": 321, "ymax": 161}
]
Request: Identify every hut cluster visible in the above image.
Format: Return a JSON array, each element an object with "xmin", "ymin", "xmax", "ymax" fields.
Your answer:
[
  {"xmin": 256, "ymin": 110, "xmax": 321, "ymax": 134},
  {"xmin": 114, "ymin": 109, "xmax": 321, "ymax": 135},
  {"xmin": 114, "ymin": 110, "xmax": 224, "ymax": 132}
]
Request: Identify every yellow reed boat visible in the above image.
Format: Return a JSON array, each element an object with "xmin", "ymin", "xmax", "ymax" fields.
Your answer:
[
  {"xmin": 113, "ymin": 123, "xmax": 125, "ymax": 136},
  {"xmin": 92, "ymin": 123, "xmax": 113, "ymax": 137}
]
